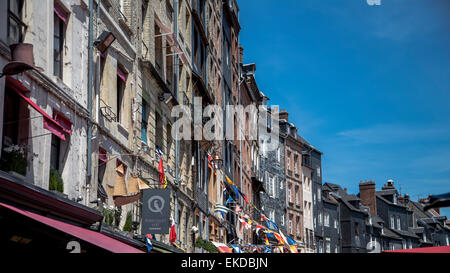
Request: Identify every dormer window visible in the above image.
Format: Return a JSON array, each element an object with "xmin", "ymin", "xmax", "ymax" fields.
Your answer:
[{"xmin": 393, "ymin": 194, "xmax": 397, "ymax": 204}]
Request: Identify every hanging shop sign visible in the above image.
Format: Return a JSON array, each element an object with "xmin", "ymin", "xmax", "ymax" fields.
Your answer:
[{"xmin": 142, "ymin": 189, "xmax": 171, "ymax": 235}]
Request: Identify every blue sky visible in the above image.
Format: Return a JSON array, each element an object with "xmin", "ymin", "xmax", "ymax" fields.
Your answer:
[{"xmin": 238, "ymin": 0, "xmax": 450, "ymax": 217}]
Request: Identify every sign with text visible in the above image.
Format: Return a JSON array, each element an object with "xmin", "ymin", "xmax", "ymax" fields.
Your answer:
[{"xmin": 142, "ymin": 189, "xmax": 171, "ymax": 235}]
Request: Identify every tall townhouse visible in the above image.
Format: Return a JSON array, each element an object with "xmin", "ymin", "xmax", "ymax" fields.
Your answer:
[
  {"xmin": 86, "ymin": 0, "xmax": 194, "ymax": 251},
  {"xmin": 221, "ymin": 0, "xmax": 241, "ymax": 244},
  {"xmin": 0, "ymin": 0, "xmax": 145, "ymax": 253},
  {"xmin": 238, "ymin": 61, "xmax": 263, "ymax": 245},
  {"xmin": 279, "ymin": 111, "xmax": 305, "ymax": 250},
  {"xmin": 258, "ymin": 95, "xmax": 287, "ymax": 236},
  {"xmin": 205, "ymin": 0, "xmax": 227, "ymax": 246},
  {"xmin": 0, "ymin": 0, "xmax": 90, "ymax": 204}
]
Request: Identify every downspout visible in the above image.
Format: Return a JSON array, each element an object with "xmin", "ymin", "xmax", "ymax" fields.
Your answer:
[
  {"xmin": 174, "ymin": 0, "xmax": 180, "ymax": 246},
  {"xmin": 86, "ymin": 0, "xmax": 94, "ymax": 206}
]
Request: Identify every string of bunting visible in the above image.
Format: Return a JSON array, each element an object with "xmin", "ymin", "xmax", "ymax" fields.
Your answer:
[{"xmin": 215, "ymin": 173, "xmax": 298, "ymax": 253}]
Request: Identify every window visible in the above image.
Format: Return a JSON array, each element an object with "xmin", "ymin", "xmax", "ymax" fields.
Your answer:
[
  {"xmin": 396, "ymin": 216, "xmax": 401, "ymax": 230},
  {"xmin": 317, "ymin": 167, "xmax": 321, "ymax": 177},
  {"xmin": 317, "ymin": 188, "xmax": 321, "ymax": 202},
  {"xmin": 281, "ymin": 215, "xmax": 285, "ymax": 226},
  {"xmin": 355, "ymin": 222, "xmax": 359, "ymax": 237},
  {"xmin": 116, "ymin": 66, "xmax": 126, "ymax": 123},
  {"xmin": 287, "ymin": 151, "xmax": 291, "ymax": 170},
  {"xmin": 288, "ymin": 184, "xmax": 292, "ymax": 203},
  {"xmin": 324, "ymin": 213, "xmax": 330, "ymax": 227},
  {"xmin": 390, "ymin": 215, "xmax": 395, "ymax": 229},
  {"xmin": 423, "ymin": 232, "xmax": 427, "ymax": 242},
  {"xmin": 318, "ymin": 212, "xmax": 322, "ymax": 226},
  {"xmin": 8, "ymin": 0, "xmax": 26, "ymax": 44},
  {"xmin": 155, "ymin": 111, "xmax": 164, "ymax": 153},
  {"xmin": 50, "ymin": 135, "xmax": 61, "ymax": 171},
  {"xmin": 294, "ymin": 154, "xmax": 298, "ymax": 174},
  {"xmin": 54, "ymin": 5, "xmax": 66, "ymax": 79},
  {"xmin": 334, "ymin": 219, "xmax": 338, "ymax": 229},
  {"xmin": 288, "ymin": 215, "xmax": 293, "ymax": 234},
  {"xmin": 402, "ymin": 240, "xmax": 406, "ymax": 250},
  {"xmin": 325, "ymin": 238, "xmax": 331, "ymax": 253},
  {"xmin": 141, "ymin": 101, "xmax": 148, "ymax": 143},
  {"xmin": 0, "ymin": 85, "xmax": 29, "ymax": 176}
]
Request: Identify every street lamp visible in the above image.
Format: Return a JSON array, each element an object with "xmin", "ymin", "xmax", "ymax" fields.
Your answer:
[{"xmin": 211, "ymin": 152, "xmax": 223, "ymax": 170}]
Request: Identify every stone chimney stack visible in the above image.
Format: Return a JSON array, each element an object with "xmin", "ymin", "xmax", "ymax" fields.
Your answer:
[
  {"xmin": 279, "ymin": 110, "xmax": 289, "ymax": 122},
  {"xmin": 359, "ymin": 180, "xmax": 377, "ymax": 216}
]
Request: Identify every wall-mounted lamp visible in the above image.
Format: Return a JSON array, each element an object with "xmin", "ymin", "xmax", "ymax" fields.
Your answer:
[{"xmin": 94, "ymin": 31, "xmax": 116, "ymax": 53}]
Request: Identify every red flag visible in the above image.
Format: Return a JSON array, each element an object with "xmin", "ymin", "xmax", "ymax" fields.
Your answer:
[
  {"xmin": 169, "ymin": 224, "xmax": 177, "ymax": 245},
  {"xmin": 158, "ymin": 159, "xmax": 164, "ymax": 187}
]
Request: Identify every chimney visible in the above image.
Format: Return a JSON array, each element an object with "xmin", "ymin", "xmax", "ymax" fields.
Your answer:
[
  {"xmin": 382, "ymin": 179, "xmax": 396, "ymax": 190},
  {"xmin": 239, "ymin": 45, "xmax": 244, "ymax": 65},
  {"xmin": 359, "ymin": 180, "xmax": 377, "ymax": 216},
  {"xmin": 344, "ymin": 188, "xmax": 348, "ymax": 193},
  {"xmin": 279, "ymin": 110, "xmax": 289, "ymax": 122}
]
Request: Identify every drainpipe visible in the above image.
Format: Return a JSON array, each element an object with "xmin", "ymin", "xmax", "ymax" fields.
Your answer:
[
  {"xmin": 86, "ymin": 0, "xmax": 94, "ymax": 206},
  {"xmin": 174, "ymin": 0, "xmax": 180, "ymax": 245}
]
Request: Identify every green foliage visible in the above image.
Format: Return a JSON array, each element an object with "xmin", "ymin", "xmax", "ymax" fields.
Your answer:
[
  {"xmin": 0, "ymin": 149, "xmax": 27, "ymax": 175},
  {"xmin": 103, "ymin": 208, "xmax": 115, "ymax": 226},
  {"xmin": 49, "ymin": 168, "xmax": 64, "ymax": 193},
  {"xmin": 123, "ymin": 211, "xmax": 133, "ymax": 232},
  {"xmin": 195, "ymin": 238, "xmax": 219, "ymax": 253}
]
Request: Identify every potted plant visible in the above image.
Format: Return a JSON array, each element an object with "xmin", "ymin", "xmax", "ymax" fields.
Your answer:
[
  {"xmin": 0, "ymin": 144, "xmax": 27, "ymax": 177},
  {"xmin": 49, "ymin": 168, "xmax": 67, "ymax": 198}
]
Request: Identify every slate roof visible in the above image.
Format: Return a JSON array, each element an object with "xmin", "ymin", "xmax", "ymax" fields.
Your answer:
[
  {"xmin": 391, "ymin": 228, "xmax": 420, "ymax": 239},
  {"xmin": 381, "ymin": 228, "xmax": 403, "ymax": 240},
  {"xmin": 376, "ymin": 192, "xmax": 407, "ymax": 208}
]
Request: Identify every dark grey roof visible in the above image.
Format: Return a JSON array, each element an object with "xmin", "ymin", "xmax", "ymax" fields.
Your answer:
[
  {"xmin": 381, "ymin": 228, "xmax": 402, "ymax": 240},
  {"xmin": 391, "ymin": 228, "xmax": 420, "ymax": 239},
  {"xmin": 376, "ymin": 192, "xmax": 407, "ymax": 208}
]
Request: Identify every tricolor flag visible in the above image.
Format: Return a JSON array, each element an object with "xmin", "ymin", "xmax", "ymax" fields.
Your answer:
[
  {"xmin": 146, "ymin": 234, "xmax": 153, "ymax": 252},
  {"xmin": 169, "ymin": 223, "xmax": 177, "ymax": 245}
]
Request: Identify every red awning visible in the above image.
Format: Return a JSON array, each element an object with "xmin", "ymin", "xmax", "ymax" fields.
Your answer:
[
  {"xmin": 8, "ymin": 78, "xmax": 67, "ymax": 141},
  {"xmin": 54, "ymin": 3, "xmax": 68, "ymax": 24},
  {"xmin": 98, "ymin": 147, "xmax": 108, "ymax": 164},
  {"xmin": 0, "ymin": 202, "xmax": 145, "ymax": 253},
  {"xmin": 117, "ymin": 67, "xmax": 127, "ymax": 83},
  {"xmin": 53, "ymin": 111, "xmax": 72, "ymax": 135},
  {"xmin": 154, "ymin": 16, "xmax": 190, "ymax": 67},
  {"xmin": 384, "ymin": 246, "xmax": 450, "ymax": 253}
]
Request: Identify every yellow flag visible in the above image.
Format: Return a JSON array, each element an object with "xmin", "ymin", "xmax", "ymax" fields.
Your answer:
[
  {"xmin": 163, "ymin": 176, "xmax": 168, "ymax": 189},
  {"xmin": 225, "ymin": 175, "xmax": 235, "ymax": 186}
]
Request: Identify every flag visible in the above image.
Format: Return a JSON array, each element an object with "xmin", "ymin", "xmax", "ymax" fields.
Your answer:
[
  {"xmin": 238, "ymin": 189, "xmax": 249, "ymax": 204},
  {"xmin": 156, "ymin": 146, "xmax": 163, "ymax": 157},
  {"xmin": 230, "ymin": 245, "xmax": 242, "ymax": 253},
  {"xmin": 239, "ymin": 218, "xmax": 251, "ymax": 230},
  {"xmin": 158, "ymin": 158, "xmax": 165, "ymax": 187},
  {"xmin": 233, "ymin": 185, "xmax": 240, "ymax": 201},
  {"xmin": 169, "ymin": 223, "xmax": 177, "ymax": 245},
  {"xmin": 225, "ymin": 175, "xmax": 235, "ymax": 186},
  {"xmin": 214, "ymin": 204, "xmax": 231, "ymax": 215},
  {"xmin": 261, "ymin": 214, "xmax": 268, "ymax": 222},
  {"xmin": 226, "ymin": 196, "xmax": 234, "ymax": 205},
  {"xmin": 163, "ymin": 175, "xmax": 168, "ymax": 189},
  {"xmin": 145, "ymin": 234, "xmax": 153, "ymax": 252},
  {"xmin": 265, "ymin": 234, "xmax": 270, "ymax": 245}
]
